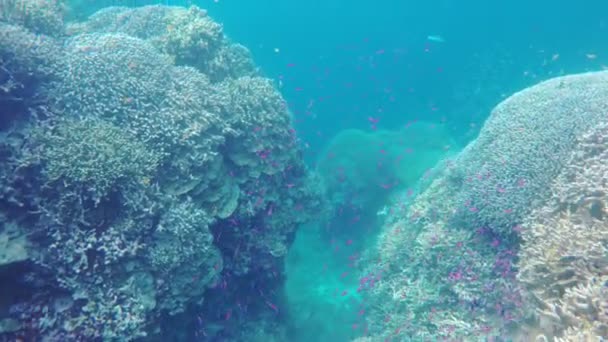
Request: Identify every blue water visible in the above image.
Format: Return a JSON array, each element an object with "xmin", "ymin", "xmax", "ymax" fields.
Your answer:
[
  {"xmin": 203, "ymin": 0, "xmax": 608, "ymax": 155},
  {"xmin": 2, "ymin": 0, "xmax": 608, "ymax": 341}
]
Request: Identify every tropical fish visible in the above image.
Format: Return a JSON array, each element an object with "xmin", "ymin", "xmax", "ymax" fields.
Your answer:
[{"xmin": 427, "ymin": 35, "xmax": 445, "ymax": 43}]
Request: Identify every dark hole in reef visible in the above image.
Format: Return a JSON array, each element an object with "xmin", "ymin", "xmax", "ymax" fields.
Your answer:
[
  {"xmin": 85, "ymin": 247, "xmax": 98, "ymax": 273},
  {"xmin": 589, "ymin": 200, "xmax": 604, "ymax": 221},
  {"xmin": 0, "ymin": 99, "xmax": 25, "ymax": 132},
  {"xmin": 0, "ymin": 262, "xmax": 38, "ymax": 313},
  {"xmin": 86, "ymin": 188, "xmax": 122, "ymax": 233},
  {"xmin": 0, "ymin": 66, "xmax": 44, "ymax": 132}
]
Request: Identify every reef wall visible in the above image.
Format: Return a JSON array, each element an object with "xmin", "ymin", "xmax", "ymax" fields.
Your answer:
[{"xmin": 0, "ymin": 2, "xmax": 325, "ymax": 341}]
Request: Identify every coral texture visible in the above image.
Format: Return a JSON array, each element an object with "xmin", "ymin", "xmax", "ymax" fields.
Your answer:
[
  {"xmin": 517, "ymin": 120, "xmax": 608, "ymax": 340},
  {"xmin": 449, "ymin": 72, "xmax": 608, "ymax": 237},
  {"xmin": 67, "ymin": 5, "xmax": 256, "ymax": 82},
  {"xmin": 358, "ymin": 71, "xmax": 608, "ymax": 341},
  {"xmin": 0, "ymin": 4, "xmax": 323, "ymax": 341},
  {"xmin": 0, "ymin": 0, "xmax": 66, "ymax": 36}
]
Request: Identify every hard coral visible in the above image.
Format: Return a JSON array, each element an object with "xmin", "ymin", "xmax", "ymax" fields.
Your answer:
[
  {"xmin": 355, "ymin": 163, "xmax": 527, "ymax": 341},
  {"xmin": 51, "ymin": 32, "xmax": 173, "ymax": 124},
  {"xmin": 1, "ymin": 3, "xmax": 321, "ymax": 340},
  {"xmin": 518, "ymin": 120, "xmax": 608, "ymax": 340},
  {"xmin": 148, "ymin": 200, "xmax": 217, "ymax": 274},
  {"xmin": 218, "ymin": 76, "xmax": 294, "ymax": 177},
  {"xmin": 449, "ymin": 71, "xmax": 608, "ymax": 237},
  {"xmin": 32, "ymin": 118, "xmax": 160, "ymax": 197},
  {"xmin": 67, "ymin": 5, "xmax": 168, "ymax": 38},
  {"xmin": 358, "ymin": 71, "xmax": 608, "ymax": 341},
  {"xmin": 207, "ymin": 43, "xmax": 257, "ymax": 82},
  {"xmin": 148, "ymin": 199, "xmax": 222, "ymax": 315},
  {"xmin": 0, "ymin": 0, "xmax": 66, "ymax": 36},
  {"xmin": 158, "ymin": 6, "xmax": 223, "ymax": 69},
  {"xmin": 0, "ymin": 23, "xmax": 61, "ymax": 123},
  {"xmin": 67, "ymin": 5, "xmax": 255, "ymax": 82}
]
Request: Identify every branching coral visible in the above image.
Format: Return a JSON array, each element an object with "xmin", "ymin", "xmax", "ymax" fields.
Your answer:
[
  {"xmin": 66, "ymin": 5, "xmax": 256, "ymax": 82},
  {"xmin": 217, "ymin": 76, "xmax": 294, "ymax": 177},
  {"xmin": 0, "ymin": 23, "xmax": 61, "ymax": 123},
  {"xmin": 51, "ymin": 32, "xmax": 173, "ymax": 125},
  {"xmin": 73, "ymin": 5, "xmax": 225, "ymax": 72},
  {"xmin": 67, "ymin": 5, "xmax": 168, "ymax": 38},
  {"xmin": 1, "ymin": 3, "xmax": 322, "ymax": 341},
  {"xmin": 31, "ymin": 118, "xmax": 160, "ymax": 197},
  {"xmin": 207, "ymin": 43, "xmax": 257, "ymax": 81},
  {"xmin": 358, "ymin": 174, "xmax": 526, "ymax": 341},
  {"xmin": 517, "ymin": 120, "xmax": 608, "ymax": 340},
  {"xmin": 147, "ymin": 199, "xmax": 222, "ymax": 314},
  {"xmin": 156, "ymin": 6, "xmax": 223, "ymax": 69}
]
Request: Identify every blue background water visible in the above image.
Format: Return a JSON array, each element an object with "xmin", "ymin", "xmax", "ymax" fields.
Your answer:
[{"xmin": 68, "ymin": 1, "xmax": 608, "ymax": 340}]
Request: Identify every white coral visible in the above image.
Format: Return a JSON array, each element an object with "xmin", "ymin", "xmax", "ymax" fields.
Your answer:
[{"xmin": 518, "ymin": 121, "xmax": 608, "ymax": 340}]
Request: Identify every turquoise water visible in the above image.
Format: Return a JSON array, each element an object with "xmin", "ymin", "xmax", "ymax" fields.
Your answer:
[{"xmin": 1, "ymin": 0, "xmax": 608, "ymax": 341}]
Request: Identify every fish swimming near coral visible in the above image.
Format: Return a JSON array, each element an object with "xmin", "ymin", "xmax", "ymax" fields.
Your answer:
[{"xmin": 427, "ymin": 35, "xmax": 445, "ymax": 43}]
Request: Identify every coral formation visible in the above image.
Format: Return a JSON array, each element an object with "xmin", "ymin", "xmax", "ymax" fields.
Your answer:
[
  {"xmin": 448, "ymin": 72, "xmax": 608, "ymax": 237},
  {"xmin": 357, "ymin": 71, "xmax": 608, "ymax": 340},
  {"xmin": 7, "ymin": 1, "xmax": 606, "ymax": 340},
  {"xmin": 31, "ymin": 118, "xmax": 160, "ymax": 197},
  {"xmin": 146, "ymin": 199, "xmax": 222, "ymax": 316},
  {"xmin": 359, "ymin": 173, "xmax": 526, "ymax": 340},
  {"xmin": 316, "ymin": 122, "xmax": 456, "ymax": 210},
  {"xmin": 0, "ymin": 0, "xmax": 66, "ymax": 36},
  {"xmin": 217, "ymin": 76, "xmax": 296, "ymax": 176},
  {"xmin": 0, "ymin": 22, "xmax": 62, "ymax": 127},
  {"xmin": 0, "ymin": 3, "xmax": 323, "ymax": 341},
  {"xmin": 517, "ymin": 120, "xmax": 608, "ymax": 340},
  {"xmin": 67, "ymin": 5, "xmax": 256, "ymax": 82}
]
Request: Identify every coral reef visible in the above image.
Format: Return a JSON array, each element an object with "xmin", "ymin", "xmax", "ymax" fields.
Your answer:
[
  {"xmin": 358, "ymin": 173, "xmax": 526, "ymax": 340},
  {"xmin": 0, "ymin": 22, "xmax": 62, "ymax": 127},
  {"xmin": 316, "ymin": 122, "xmax": 457, "ymax": 210},
  {"xmin": 357, "ymin": 71, "xmax": 608, "ymax": 340},
  {"xmin": 448, "ymin": 71, "xmax": 608, "ymax": 237},
  {"xmin": 146, "ymin": 199, "xmax": 222, "ymax": 316},
  {"xmin": 67, "ymin": 5, "xmax": 257, "ymax": 82},
  {"xmin": 0, "ymin": 3, "xmax": 323, "ymax": 341},
  {"xmin": 517, "ymin": 120, "xmax": 608, "ymax": 340},
  {"xmin": 31, "ymin": 118, "xmax": 160, "ymax": 197},
  {"xmin": 217, "ymin": 76, "xmax": 296, "ymax": 176},
  {"xmin": 0, "ymin": 0, "xmax": 66, "ymax": 36}
]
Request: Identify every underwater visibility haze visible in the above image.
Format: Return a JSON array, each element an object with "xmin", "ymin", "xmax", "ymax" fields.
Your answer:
[{"xmin": 0, "ymin": 0, "xmax": 608, "ymax": 341}]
